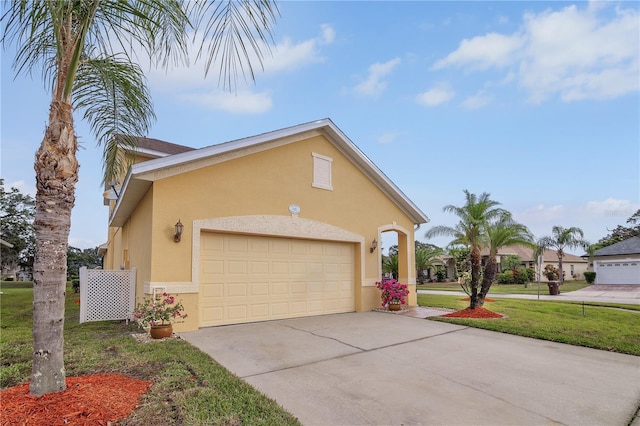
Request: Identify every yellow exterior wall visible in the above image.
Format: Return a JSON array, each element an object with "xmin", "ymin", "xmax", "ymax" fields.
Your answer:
[{"xmin": 111, "ymin": 134, "xmax": 419, "ymax": 330}]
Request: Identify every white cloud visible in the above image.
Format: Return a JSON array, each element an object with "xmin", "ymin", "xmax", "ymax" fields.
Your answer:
[
  {"xmin": 416, "ymin": 82, "xmax": 455, "ymax": 106},
  {"xmin": 461, "ymin": 91, "xmax": 493, "ymax": 109},
  {"xmin": 7, "ymin": 180, "xmax": 35, "ymax": 197},
  {"xmin": 432, "ymin": 32, "xmax": 524, "ymax": 71},
  {"xmin": 354, "ymin": 58, "xmax": 401, "ymax": 97},
  {"xmin": 180, "ymin": 90, "xmax": 272, "ymax": 114},
  {"xmin": 585, "ymin": 198, "xmax": 639, "ymax": 218},
  {"xmin": 147, "ymin": 25, "xmax": 335, "ymax": 110},
  {"xmin": 377, "ymin": 132, "xmax": 399, "ymax": 144},
  {"xmin": 432, "ymin": 3, "xmax": 639, "ymax": 103},
  {"xmin": 263, "ymin": 24, "xmax": 335, "ymax": 73}
]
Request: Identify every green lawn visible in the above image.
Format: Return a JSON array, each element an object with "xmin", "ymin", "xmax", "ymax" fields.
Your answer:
[
  {"xmin": 417, "ymin": 279, "xmax": 591, "ymax": 294},
  {"xmin": 0, "ymin": 282, "xmax": 300, "ymax": 425},
  {"xmin": 418, "ymin": 293, "xmax": 640, "ymax": 356}
]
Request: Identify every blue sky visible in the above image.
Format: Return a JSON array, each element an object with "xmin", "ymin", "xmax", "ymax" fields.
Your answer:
[{"xmin": 1, "ymin": 1, "xmax": 638, "ymax": 253}]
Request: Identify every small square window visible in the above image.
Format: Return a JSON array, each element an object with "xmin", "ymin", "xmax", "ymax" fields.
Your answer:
[{"xmin": 312, "ymin": 152, "xmax": 333, "ymax": 190}]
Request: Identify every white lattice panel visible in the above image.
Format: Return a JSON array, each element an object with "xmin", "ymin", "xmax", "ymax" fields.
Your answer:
[{"xmin": 79, "ymin": 267, "xmax": 136, "ymax": 323}]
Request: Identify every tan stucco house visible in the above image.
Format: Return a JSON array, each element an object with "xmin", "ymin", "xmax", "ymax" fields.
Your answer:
[{"xmin": 102, "ymin": 119, "xmax": 429, "ymax": 331}]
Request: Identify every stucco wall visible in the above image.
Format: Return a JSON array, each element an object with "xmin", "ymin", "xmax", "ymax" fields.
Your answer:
[{"xmin": 112, "ymin": 134, "xmax": 419, "ymax": 330}]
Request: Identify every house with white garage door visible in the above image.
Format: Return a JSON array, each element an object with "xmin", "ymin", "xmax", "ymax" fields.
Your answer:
[
  {"xmin": 101, "ymin": 119, "xmax": 429, "ymax": 331},
  {"xmin": 592, "ymin": 237, "xmax": 640, "ymax": 285}
]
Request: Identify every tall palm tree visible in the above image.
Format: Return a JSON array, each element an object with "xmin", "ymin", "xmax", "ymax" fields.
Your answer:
[
  {"xmin": 425, "ymin": 190, "xmax": 507, "ymax": 308},
  {"xmin": 536, "ymin": 226, "xmax": 590, "ymax": 285},
  {"xmin": 1, "ymin": 0, "xmax": 278, "ymax": 397},
  {"xmin": 478, "ymin": 216, "xmax": 534, "ymax": 306}
]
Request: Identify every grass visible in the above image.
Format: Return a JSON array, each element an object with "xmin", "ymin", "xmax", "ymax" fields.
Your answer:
[
  {"xmin": 418, "ymin": 293, "xmax": 640, "ymax": 356},
  {"xmin": 0, "ymin": 282, "xmax": 300, "ymax": 425},
  {"xmin": 417, "ymin": 279, "xmax": 591, "ymax": 293}
]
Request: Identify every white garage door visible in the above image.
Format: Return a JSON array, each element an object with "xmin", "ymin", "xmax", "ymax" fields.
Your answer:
[
  {"xmin": 200, "ymin": 232, "xmax": 355, "ymax": 327},
  {"xmin": 595, "ymin": 261, "xmax": 640, "ymax": 285}
]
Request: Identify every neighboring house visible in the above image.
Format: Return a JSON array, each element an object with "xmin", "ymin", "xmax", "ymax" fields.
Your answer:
[
  {"xmin": 591, "ymin": 237, "xmax": 640, "ymax": 285},
  {"xmin": 483, "ymin": 245, "xmax": 589, "ymax": 282},
  {"xmin": 427, "ymin": 245, "xmax": 588, "ymax": 283},
  {"xmin": 102, "ymin": 119, "xmax": 429, "ymax": 331}
]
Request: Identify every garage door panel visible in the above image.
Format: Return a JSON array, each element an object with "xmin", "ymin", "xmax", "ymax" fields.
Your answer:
[
  {"xmin": 200, "ymin": 233, "xmax": 354, "ymax": 327},
  {"xmin": 596, "ymin": 261, "xmax": 640, "ymax": 285}
]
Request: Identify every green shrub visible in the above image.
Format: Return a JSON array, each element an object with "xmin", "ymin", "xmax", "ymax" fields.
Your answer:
[
  {"xmin": 72, "ymin": 279, "xmax": 80, "ymax": 293},
  {"xmin": 435, "ymin": 269, "xmax": 446, "ymax": 282},
  {"xmin": 523, "ymin": 267, "xmax": 535, "ymax": 282},
  {"xmin": 497, "ymin": 270, "xmax": 514, "ymax": 284},
  {"xmin": 584, "ymin": 271, "xmax": 596, "ymax": 284}
]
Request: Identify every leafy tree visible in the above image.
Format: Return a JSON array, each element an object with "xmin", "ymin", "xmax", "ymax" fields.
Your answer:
[
  {"xmin": 1, "ymin": 0, "xmax": 278, "ymax": 396},
  {"xmin": 425, "ymin": 190, "xmax": 507, "ymax": 309},
  {"xmin": 593, "ymin": 209, "xmax": 640, "ymax": 250},
  {"xmin": 67, "ymin": 246, "xmax": 102, "ymax": 278},
  {"xmin": 536, "ymin": 226, "xmax": 590, "ymax": 285},
  {"xmin": 478, "ymin": 216, "xmax": 533, "ymax": 304},
  {"xmin": 0, "ymin": 179, "xmax": 35, "ymax": 275},
  {"xmin": 501, "ymin": 255, "xmax": 521, "ymax": 271}
]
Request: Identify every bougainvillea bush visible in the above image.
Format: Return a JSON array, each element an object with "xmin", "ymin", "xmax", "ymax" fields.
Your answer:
[{"xmin": 375, "ymin": 278, "xmax": 410, "ymax": 307}]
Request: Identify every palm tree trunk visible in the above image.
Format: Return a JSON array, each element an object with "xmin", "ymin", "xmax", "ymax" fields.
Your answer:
[
  {"xmin": 470, "ymin": 245, "xmax": 481, "ymax": 309},
  {"xmin": 478, "ymin": 256, "xmax": 497, "ymax": 307},
  {"xmin": 30, "ymin": 99, "xmax": 78, "ymax": 397},
  {"xmin": 557, "ymin": 250, "xmax": 564, "ymax": 285}
]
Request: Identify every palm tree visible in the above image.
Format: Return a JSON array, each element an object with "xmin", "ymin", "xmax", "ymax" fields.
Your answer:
[
  {"xmin": 415, "ymin": 246, "xmax": 443, "ymax": 283},
  {"xmin": 382, "ymin": 253, "xmax": 398, "ymax": 279},
  {"xmin": 478, "ymin": 216, "xmax": 534, "ymax": 306},
  {"xmin": 1, "ymin": 0, "xmax": 278, "ymax": 397},
  {"xmin": 536, "ymin": 226, "xmax": 590, "ymax": 285},
  {"xmin": 425, "ymin": 190, "xmax": 507, "ymax": 309}
]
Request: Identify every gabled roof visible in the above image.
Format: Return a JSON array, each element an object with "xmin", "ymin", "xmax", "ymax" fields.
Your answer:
[
  {"xmin": 109, "ymin": 119, "xmax": 429, "ymax": 227},
  {"xmin": 593, "ymin": 236, "xmax": 640, "ymax": 256},
  {"xmin": 115, "ymin": 135, "xmax": 195, "ymax": 158}
]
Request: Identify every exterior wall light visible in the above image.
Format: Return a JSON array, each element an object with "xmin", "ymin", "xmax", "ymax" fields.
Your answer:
[
  {"xmin": 370, "ymin": 238, "xmax": 378, "ymax": 253},
  {"xmin": 174, "ymin": 219, "xmax": 184, "ymax": 243}
]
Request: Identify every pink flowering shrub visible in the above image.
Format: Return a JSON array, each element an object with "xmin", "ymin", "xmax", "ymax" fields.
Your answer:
[
  {"xmin": 133, "ymin": 292, "xmax": 187, "ymax": 328},
  {"xmin": 375, "ymin": 278, "xmax": 409, "ymax": 307}
]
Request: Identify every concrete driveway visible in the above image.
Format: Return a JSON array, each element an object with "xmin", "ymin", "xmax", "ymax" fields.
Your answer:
[{"xmin": 182, "ymin": 312, "xmax": 640, "ymax": 426}]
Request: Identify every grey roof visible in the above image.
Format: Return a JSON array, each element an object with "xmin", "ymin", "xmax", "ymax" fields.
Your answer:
[
  {"xmin": 593, "ymin": 236, "xmax": 640, "ymax": 256},
  {"xmin": 115, "ymin": 135, "xmax": 195, "ymax": 157}
]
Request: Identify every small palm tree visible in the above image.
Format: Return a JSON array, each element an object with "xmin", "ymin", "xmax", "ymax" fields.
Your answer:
[
  {"xmin": 415, "ymin": 246, "xmax": 443, "ymax": 283},
  {"xmin": 478, "ymin": 216, "xmax": 534, "ymax": 305},
  {"xmin": 425, "ymin": 190, "xmax": 507, "ymax": 308},
  {"xmin": 536, "ymin": 226, "xmax": 590, "ymax": 285},
  {"xmin": 382, "ymin": 253, "xmax": 398, "ymax": 279},
  {"xmin": 1, "ymin": 0, "xmax": 278, "ymax": 397}
]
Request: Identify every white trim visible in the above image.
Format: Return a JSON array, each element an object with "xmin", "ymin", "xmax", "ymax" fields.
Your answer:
[{"xmin": 108, "ymin": 119, "xmax": 429, "ymax": 228}]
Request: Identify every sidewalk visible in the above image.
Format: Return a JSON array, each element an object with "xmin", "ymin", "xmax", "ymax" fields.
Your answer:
[{"xmin": 417, "ymin": 284, "xmax": 640, "ymax": 305}]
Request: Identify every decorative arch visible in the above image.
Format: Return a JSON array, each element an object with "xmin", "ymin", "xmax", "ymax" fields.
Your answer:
[{"xmin": 377, "ymin": 222, "xmax": 415, "ymax": 286}]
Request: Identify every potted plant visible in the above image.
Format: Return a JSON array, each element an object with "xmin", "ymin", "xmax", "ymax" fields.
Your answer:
[
  {"xmin": 375, "ymin": 278, "xmax": 409, "ymax": 311},
  {"xmin": 133, "ymin": 292, "xmax": 187, "ymax": 339},
  {"xmin": 543, "ymin": 265, "xmax": 560, "ymax": 295}
]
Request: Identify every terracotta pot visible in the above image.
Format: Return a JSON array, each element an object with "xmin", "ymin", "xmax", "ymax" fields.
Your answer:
[
  {"xmin": 388, "ymin": 302, "xmax": 402, "ymax": 311},
  {"xmin": 150, "ymin": 324, "xmax": 173, "ymax": 339}
]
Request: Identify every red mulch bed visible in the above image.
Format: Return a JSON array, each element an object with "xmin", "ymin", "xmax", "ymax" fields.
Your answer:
[
  {"xmin": 442, "ymin": 307, "xmax": 504, "ymax": 319},
  {"xmin": 461, "ymin": 297, "xmax": 495, "ymax": 302},
  {"xmin": 1, "ymin": 373, "xmax": 151, "ymax": 425}
]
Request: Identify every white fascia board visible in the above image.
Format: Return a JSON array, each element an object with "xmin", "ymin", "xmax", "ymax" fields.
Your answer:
[{"xmin": 109, "ymin": 118, "xmax": 429, "ymax": 227}]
